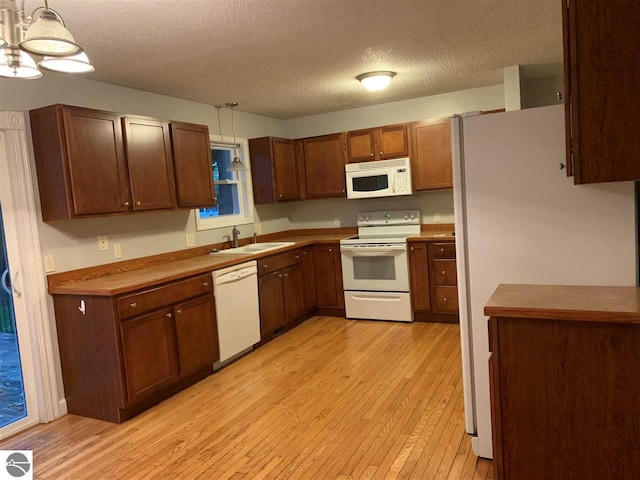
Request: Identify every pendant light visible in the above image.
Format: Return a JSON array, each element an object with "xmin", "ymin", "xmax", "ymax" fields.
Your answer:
[
  {"xmin": 225, "ymin": 102, "xmax": 247, "ymax": 172},
  {"xmin": 0, "ymin": 46, "xmax": 42, "ymax": 78}
]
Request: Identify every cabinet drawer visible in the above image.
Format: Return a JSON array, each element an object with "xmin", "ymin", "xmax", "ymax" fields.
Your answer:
[
  {"xmin": 118, "ymin": 274, "xmax": 212, "ymax": 319},
  {"xmin": 257, "ymin": 249, "xmax": 301, "ymax": 276},
  {"xmin": 433, "ymin": 259, "xmax": 457, "ymax": 286},
  {"xmin": 434, "ymin": 286, "xmax": 459, "ymax": 313},
  {"xmin": 431, "ymin": 242, "xmax": 456, "ymax": 259}
]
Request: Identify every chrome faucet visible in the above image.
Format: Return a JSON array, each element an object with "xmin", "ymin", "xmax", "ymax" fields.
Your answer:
[{"xmin": 231, "ymin": 226, "xmax": 240, "ymax": 248}]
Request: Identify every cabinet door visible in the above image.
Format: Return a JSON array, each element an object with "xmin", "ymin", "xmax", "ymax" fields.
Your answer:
[
  {"xmin": 283, "ymin": 264, "xmax": 305, "ymax": 325},
  {"xmin": 312, "ymin": 245, "xmax": 343, "ymax": 308},
  {"xmin": 272, "ymin": 138, "xmax": 299, "ymax": 201},
  {"xmin": 347, "ymin": 129, "xmax": 376, "ymax": 162},
  {"xmin": 174, "ymin": 295, "xmax": 218, "ymax": 378},
  {"xmin": 170, "ymin": 122, "xmax": 216, "ymax": 208},
  {"xmin": 303, "ymin": 133, "xmax": 347, "ymax": 198},
  {"xmin": 378, "ymin": 124, "xmax": 409, "ymax": 160},
  {"xmin": 410, "ymin": 118, "xmax": 453, "ymax": 191},
  {"xmin": 120, "ymin": 308, "xmax": 178, "ymax": 404},
  {"xmin": 123, "ymin": 117, "xmax": 176, "ymax": 211},
  {"xmin": 300, "ymin": 249, "xmax": 316, "ymax": 312},
  {"xmin": 62, "ymin": 106, "xmax": 130, "ymax": 215},
  {"xmin": 565, "ymin": 1, "xmax": 640, "ymax": 184},
  {"xmin": 258, "ymin": 271, "xmax": 285, "ymax": 339},
  {"xmin": 409, "ymin": 243, "xmax": 431, "ymax": 312}
]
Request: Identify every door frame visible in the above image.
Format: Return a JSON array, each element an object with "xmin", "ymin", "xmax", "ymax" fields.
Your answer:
[{"xmin": 0, "ymin": 111, "xmax": 61, "ymax": 438}]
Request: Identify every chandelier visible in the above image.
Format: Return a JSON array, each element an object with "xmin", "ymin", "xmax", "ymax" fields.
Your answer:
[{"xmin": 0, "ymin": 0, "xmax": 94, "ymax": 79}]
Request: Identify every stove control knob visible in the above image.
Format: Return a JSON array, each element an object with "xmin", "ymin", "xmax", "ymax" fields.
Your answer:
[
  {"xmin": 365, "ymin": 215, "xmax": 370, "ymax": 221},
  {"xmin": 404, "ymin": 214, "xmax": 409, "ymax": 220},
  {"xmin": 410, "ymin": 213, "xmax": 416, "ymax": 220},
  {"xmin": 359, "ymin": 216, "xmax": 365, "ymax": 222}
]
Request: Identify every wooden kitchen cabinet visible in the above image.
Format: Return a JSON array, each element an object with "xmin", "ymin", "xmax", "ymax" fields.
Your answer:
[
  {"xmin": 347, "ymin": 124, "xmax": 409, "ymax": 163},
  {"xmin": 29, "ymin": 104, "xmax": 215, "ymax": 221},
  {"xmin": 170, "ymin": 121, "xmax": 216, "ymax": 208},
  {"xmin": 486, "ymin": 284, "xmax": 640, "ymax": 480},
  {"xmin": 409, "ymin": 117, "xmax": 453, "ymax": 191},
  {"xmin": 302, "ymin": 133, "xmax": 347, "ymax": 198},
  {"xmin": 428, "ymin": 242, "xmax": 458, "ymax": 315},
  {"xmin": 52, "ymin": 272, "xmax": 217, "ymax": 423},
  {"xmin": 408, "ymin": 242, "xmax": 430, "ymax": 312},
  {"xmin": 312, "ymin": 244, "xmax": 344, "ymax": 310},
  {"xmin": 258, "ymin": 270, "xmax": 286, "ymax": 340},
  {"xmin": 121, "ymin": 308, "xmax": 178, "ymax": 404},
  {"xmin": 122, "ymin": 116, "xmax": 176, "ymax": 211},
  {"xmin": 300, "ymin": 248, "xmax": 316, "ymax": 312},
  {"xmin": 563, "ymin": 1, "xmax": 640, "ymax": 184},
  {"xmin": 249, "ymin": 137, "xmax": 298, "ymax": 204}
]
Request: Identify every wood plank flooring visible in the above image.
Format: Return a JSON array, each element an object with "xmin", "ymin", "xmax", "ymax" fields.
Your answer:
[{"xmin": 0, "ymin": 316, "xmax": 493, "ymax": 479}]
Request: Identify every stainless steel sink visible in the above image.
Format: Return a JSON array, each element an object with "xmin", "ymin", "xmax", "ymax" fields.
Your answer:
[{"xmin": 212, "ymin": 242, "xmax": 295, "ymax": 255}]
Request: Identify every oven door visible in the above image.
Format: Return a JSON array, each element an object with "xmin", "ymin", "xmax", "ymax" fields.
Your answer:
[
  {"xmin": 340, "ymin": 244, "xmax": 409, "ymax": 292},
  {"xmin": 346, "ymin": 168, "xmax": 394, "ymax": 199}
]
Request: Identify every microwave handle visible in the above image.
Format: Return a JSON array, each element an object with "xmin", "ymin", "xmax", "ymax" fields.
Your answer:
[{"xmin": 390, "ymin": 169, "xmax": 396, "ymax": 193}]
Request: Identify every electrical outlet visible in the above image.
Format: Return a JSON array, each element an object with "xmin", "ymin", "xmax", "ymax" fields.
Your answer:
[
  {"xmin": 333, "ymin": 217, "xmax": 341, "ymax": 227},
  {"xmin": 434, "ymin": 212, "xmax": 442, "ymax": 223},
  {"xmin": 98, "ymin": 235, "xmax": 108, "ymax": 251},
  {"xmin": 185, "ymin": 233, "xmax": 196, "ymax": 247},
  {"xmin": 113, "ymin": 244, "xmax": 122, "ymax": 259},
  {"xmin": 43, "ymin": 255, "xmax": 55, "ymax": 273},
  {"xmin": 255, "ymin": 222, "xmax": 263, "ymax": 234}
]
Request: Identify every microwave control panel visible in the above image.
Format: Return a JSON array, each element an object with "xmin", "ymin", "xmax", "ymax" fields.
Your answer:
[{"xmin": 395, "ymin": 167, "xmax": 412, "ymax": 195}]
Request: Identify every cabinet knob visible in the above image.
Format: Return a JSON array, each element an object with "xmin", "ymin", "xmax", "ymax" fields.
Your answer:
[
  {"xmin": 278, "ymin": 194, "xmax": 283, "ymax": 198},
  {"xmin": 130, "ymin": 302, "xmax": 137, "ymax": 308},
  {"xmin": 440, "ymin": 248, "xmax": 444, "ymax": 254},
  {"xmin": 283, "ymin": 273, "xmax": 288, "ymax": 277},
  {"xmin": 202, "ymin": 281, "xmax": 209, "ymax": 287},
  {"xmin": 442, "ymin": 270, "xmax": 446, "ymax": 275},
  {"xmin": 263, "ymin": 264, "xmax": 268, "ymax": 269},
  {"xmin": 380, "ymin": 151, "xmax": 384, "ymax": 156},
  {"xmin": 410, "ymin": 246, "xmax": 414, "ymax": 250},
  {"xmin": 341, "ymin": 190, "xmax": 345, "ymax": 194},
  {"xmin": 176, "ymin": 309, "xmax": 182, "ymax": 314},
  {"xmin": 136, "ymin": 200, "xmax": 141, "ymax": 206},
  {"xmin": 278, "ymin": 274, "xmax": 283, "ymax": 278},
  {"xmin": 295, "ymin": 255, "xmax": 300, "ymax": 260},
  {"xmin": 443, "ymin": 297, "xmax": 447, "ymax": 302},
  {"xmin": 370, "ymin": 153, "xmax": 374, "ymax": 157},
  {"xmin": 302, "ymin": 251, "xmax": 307, "ymax": 255},
  {"xmin": 329, "ymin": 248, "xmax": 332, "ymax": 252},
  {"xmin": 124, "ymin": 201, "xmax": 130, "ymax": 206},
  {"xmin": 166, "ymin": 312, "xmax": 172, "ymax": 318}
]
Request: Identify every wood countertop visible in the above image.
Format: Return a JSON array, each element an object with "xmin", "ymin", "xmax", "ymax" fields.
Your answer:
[
  {"xmin": 484, "ymin": 284, "xmax": 640, "ymax": 324},
  {"xmin": 48, "ymin": 233, "xmax": 351, "ymax": 297},
  {"xmin": 408, "ymin": 231, "xmax": 456, "ymax": 241}
]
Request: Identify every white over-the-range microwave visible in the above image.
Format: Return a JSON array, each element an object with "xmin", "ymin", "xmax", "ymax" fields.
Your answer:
[{"xmin": 345, "ymin": 157, "xmax": 413, "ymax": 199}]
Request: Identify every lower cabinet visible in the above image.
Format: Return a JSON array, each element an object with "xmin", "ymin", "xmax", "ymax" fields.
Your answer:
[
  {"xmin": 53, "ymin": 273, "xmax": 218, "ymax": 423},
  {"xmin": 409, "ymin": 242, "xmax": 430, "ymax": 311},
  {"xmin": 258, "ymin": 270, "xmax": 287, "ymax": 339},
  {"xmin": 300, "ymin": 248, "xmax": 316, "ymax": 312},
  {"xmin": 312, "ymin": 244, "xmax": 344, "ymax": 310}
]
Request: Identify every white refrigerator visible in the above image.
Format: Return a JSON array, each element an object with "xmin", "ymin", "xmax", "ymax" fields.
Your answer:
[{"xmin": 451, "ymin": 104, "xmax": 637, "ymax": 459}]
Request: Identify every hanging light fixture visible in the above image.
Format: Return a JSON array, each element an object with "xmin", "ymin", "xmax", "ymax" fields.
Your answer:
[
  {"xmin": 0, "ymin": 0, "xmax": 94, "ymax": 79},
  {"xmin": 357, "ymin": 71, "xmax": 397, "ymax": 92},
  {"xmin": 224, "ymin": 102, "xmax": 248, "ymax": 172}
]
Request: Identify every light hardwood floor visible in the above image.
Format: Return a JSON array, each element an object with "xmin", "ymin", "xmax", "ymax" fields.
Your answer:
[{"xmin": 0, "ymin": 316, "xmax": 493, "ymax": 479}]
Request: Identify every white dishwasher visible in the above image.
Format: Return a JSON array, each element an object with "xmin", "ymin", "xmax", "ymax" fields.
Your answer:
[{"xmin": 212, "ymin": 260, "xmax": 260, "ymax": 363}]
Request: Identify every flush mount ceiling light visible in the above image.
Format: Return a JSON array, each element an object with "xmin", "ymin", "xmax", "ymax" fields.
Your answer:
[
  {"xmin": 0, "ymin": 0, "xmax": 94, "ymax": 79},
  {"xmin": 224, "ymin": 102, "xmax": 248, "ymax": 172},
  {"xmin": 357, "ymin": 71, "xmax": 397, "ymax": 92}
]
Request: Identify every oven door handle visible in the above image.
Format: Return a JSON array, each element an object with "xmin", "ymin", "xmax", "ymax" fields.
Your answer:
[{"xmin": 340, "ymin": 245, "xmax": 406, "ymax": 254}]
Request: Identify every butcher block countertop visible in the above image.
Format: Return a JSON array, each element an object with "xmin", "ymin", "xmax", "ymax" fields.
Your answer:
[
  {"xmin": 485, "ymin": 284, "xmax": 640, "ymax": 324},
  {"xmin": 48, "ymin": 233, "xmax": 352, "ymax": 297}
]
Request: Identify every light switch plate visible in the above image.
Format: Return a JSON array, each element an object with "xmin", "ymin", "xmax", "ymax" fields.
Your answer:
[
  {"xmin": 434, "ymin": 212, "xmax": 442, "ymax": 223},
  {"xmin": 185, "ymin": 233, "xmax": 196, "ymax": 247},
  {"xmin": 98, "ymin": 235, "xmax": 108, "ymax": 251},
  {"xmin": 113, "ymin": 244, "xmax": 122, "ymax": 259},
  {"xmin": 43, "ymin": 255, "xmax": 55, "ymax": 273},
  {"xmin": 333, "ymin": 217, "xmax": 341, "ymax": 227}
]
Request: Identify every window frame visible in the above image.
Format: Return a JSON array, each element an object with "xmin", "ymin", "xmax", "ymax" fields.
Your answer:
[{"xmin": 194, "ymin": 135, "xmax": 255, "ymax": 231}]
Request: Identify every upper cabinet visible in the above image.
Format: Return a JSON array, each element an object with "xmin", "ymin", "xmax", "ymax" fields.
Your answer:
[
  {"xmin": 122, "ymin": 116, "xmax": 175, "ymax": 211},
  {"xmin": 249, "ymin": 137, "xmax": 298, "ymax": 204},
  {"xmin": 346, "ymin": 124, "xmax": 409, "ymax": 163},
  {"xmin": 170, "ymin": 122, "xmax": 216, "ymax": 208},
  {"xmin": 409, "ymin": 117, "xmax": 453, "ymax": 191},
  {"xmin": 302, "ymin": 133, "xmax": 347, "ymax": 198},
  {"xmin": 29, "ymin": 104, "xmax": 215, "ymax": 221},
  {"xmin": 563, "ymin": 1, "xmax": 640, "ymax": 184}
]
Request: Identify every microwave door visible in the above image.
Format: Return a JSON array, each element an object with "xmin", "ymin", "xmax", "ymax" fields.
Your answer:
[{"xmin": 348, "ymin": 168, "xmax": 391, "ymax": 198}]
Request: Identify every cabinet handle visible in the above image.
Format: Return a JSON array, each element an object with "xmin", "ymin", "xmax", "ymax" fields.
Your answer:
[
  {"xmin": 123, "ymin": 201, "xmax": 130, "ymax": 206},
  {"xmin": 203, "ymin": 281, "xmax": 209, "ymax": 287},
  {"xmin": 278, "ymin": 274, "xmax": 283, "ymax": 278},
  {"xmin": 284, "ymin": 273, "xmax": 288, "ymax": 277},
  {"xmin": 166, "ymin": 313, "xmax": 172, "ymax": 318},
  {"xmin": 130, "ymin": 302, "xmax": 137, "ymax": 309},
  {"xmin": 302, "ymin": 251, "xmax": 307, "ymax": 255},
  {"xmin": 295, "ymin": 255, "xmax": 300, "ymax": 260},
  {"xmin": 263, "ymin": 264, "xmax": 268, "ymax": 269},
  {"xmin": 136, "ymin": 200, "xmax": 141, "ymax": 206},
  {"xmin": 176, "ymin": 309, "xmax": 182, "ymax": 314}
]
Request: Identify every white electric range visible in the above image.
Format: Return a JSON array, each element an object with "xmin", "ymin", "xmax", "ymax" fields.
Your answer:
[{"xmin": 340, "ymin": 210, "xmax": 420, "ymax": 322}]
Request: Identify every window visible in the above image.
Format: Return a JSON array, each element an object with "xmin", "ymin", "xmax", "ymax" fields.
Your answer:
[{"xmin": 195, "ymin": 137, "xmax": 254, "ymax": 231}]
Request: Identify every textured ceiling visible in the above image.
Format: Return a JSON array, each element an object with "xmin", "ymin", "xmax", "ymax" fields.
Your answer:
[{"xmin": 45, "ymin": 0, "xmax": 563, "ymax": 119}]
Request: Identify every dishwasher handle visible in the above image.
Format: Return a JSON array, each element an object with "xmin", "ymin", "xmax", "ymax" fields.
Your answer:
[{"xmin": 214, "ymin": 267, "xmax": 257, "ymax": 286}]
